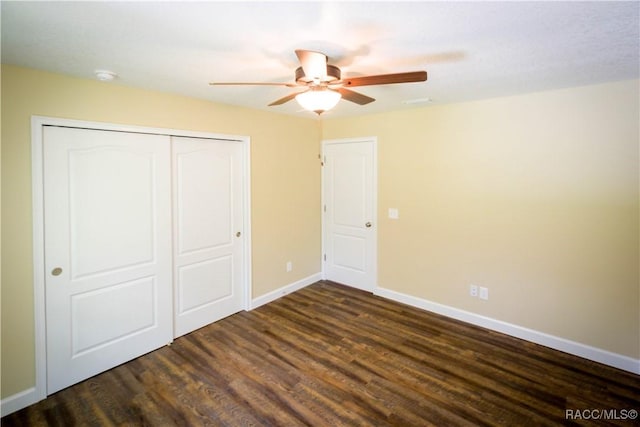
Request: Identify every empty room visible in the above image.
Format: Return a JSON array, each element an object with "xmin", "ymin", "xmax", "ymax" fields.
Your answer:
[{"xmin": 1, "ymin": 1, "xmax": 639, "ymax": 425}]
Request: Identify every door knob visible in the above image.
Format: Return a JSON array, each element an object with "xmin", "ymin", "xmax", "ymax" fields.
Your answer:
[
  {"xmin": 51, "ymin": 267, "xmax": 63, "ymax": 276},
  {"xmin": 365, "ymin": 222, "xmax": 372, "ymax": 228},
  {"xmin": 236, "ymin": 231, "xmax": 241, "ymax": 237}
]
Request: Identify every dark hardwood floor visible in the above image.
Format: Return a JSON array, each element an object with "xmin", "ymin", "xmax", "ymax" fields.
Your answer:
[{"xmin": 3, "ymin": 281, "xmax": 639, "ymax": 426}]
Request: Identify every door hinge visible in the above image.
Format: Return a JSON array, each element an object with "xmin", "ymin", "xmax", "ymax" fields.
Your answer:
[
  {"xmin": 323, "ymin": 254, "xmax": 326, "ymax": 261},
  {"xmin": 323, "ymin": 204, "xmax": 326, "ymax": 213}
]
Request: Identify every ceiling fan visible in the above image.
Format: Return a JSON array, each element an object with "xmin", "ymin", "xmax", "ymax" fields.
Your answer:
[{"xmin": 210, "ymin": 49, "xmax": 428, "ymax": 115}]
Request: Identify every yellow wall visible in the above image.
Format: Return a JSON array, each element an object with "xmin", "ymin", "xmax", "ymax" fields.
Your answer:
[
  {"xmin": 2, "ymin": 64, "xmax": 638, "ymax": 401},
  {"xmin": 0, "ymin": 65, "xmax": 321, "ymax": 397},
  {"xmin": 323, "ymin": 79, "xmax": 639, "ymax": 360}
]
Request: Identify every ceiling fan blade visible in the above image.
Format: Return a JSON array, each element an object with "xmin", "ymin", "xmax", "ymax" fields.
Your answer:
[
  {"xmin": 295, "ymin": 49, "xmax": 327, "ymax": 80},
  {"xmin": 268, "ymin": 92, "xmax": 301, "ymax": 106},
  {"xmin": 342, "ymin": 71, "xmax": 427, "ymax": 87},
  {"xmin": 336, "ymin": 88, "xmax": 375, "ymax": 105},
  {"xmin": 210, "ymin": 82, "xmax": 298, "ymax": 87}
]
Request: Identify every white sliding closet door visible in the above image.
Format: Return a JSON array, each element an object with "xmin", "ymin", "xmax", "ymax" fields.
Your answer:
[
  {"xmin": 172, "ymin": 136, "xmax": 245, "ymax": 338},
  {"xmin": 44, "ymin": 126, "xmax": 173, "ymax": 394}
]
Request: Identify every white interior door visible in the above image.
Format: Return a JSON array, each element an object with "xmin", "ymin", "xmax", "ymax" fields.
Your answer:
[
  {"xmin": 172, "ymin": 136, "xmax": 245, "ymax": 338},
  {"xmin": 44, "ymin": 126, "xmax": 173, "ymax": 394},
  {"xmin": 322, "ymin": 138, "xmax": 377, "ymax": 291}
]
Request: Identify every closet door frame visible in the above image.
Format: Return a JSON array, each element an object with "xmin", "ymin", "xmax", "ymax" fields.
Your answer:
[{"xmin": 31, "ymin": 115, "xmax": 252, "ymax": 403}]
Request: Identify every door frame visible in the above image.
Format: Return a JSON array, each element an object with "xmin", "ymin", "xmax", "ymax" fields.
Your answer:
[
  {"xmin": 321, "ymin": 136, "xmax": 378, "ymax": 291},
  {"xmin": 31, "ymin": 115, "xmax": 252, "ymax": 402}
]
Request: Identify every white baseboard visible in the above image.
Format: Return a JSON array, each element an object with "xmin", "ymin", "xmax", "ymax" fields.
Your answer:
[
  {"xmin": 374, "ymin": 286, "xmax": 640, "ymax": 375},
  {"xmin": 4, "ymin": 278, "xmax": 634, "ymax": 417},
  {"xmin": 1, "ymin": 387, "xmax": 41, "ymax": 417},
  {"xmin": 250, "ymin": 273, "xmax": 322, "ymax": 310}
]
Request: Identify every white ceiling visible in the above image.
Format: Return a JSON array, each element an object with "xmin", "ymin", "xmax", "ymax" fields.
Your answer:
[{"xmin": 2, "ymin": 1, "xmax": 639, "ymax": 118}]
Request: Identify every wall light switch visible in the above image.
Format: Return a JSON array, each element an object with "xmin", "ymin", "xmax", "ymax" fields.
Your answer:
[{"xmin": 388, "ymin": 208, "xmax": 399, "ymax": 219}]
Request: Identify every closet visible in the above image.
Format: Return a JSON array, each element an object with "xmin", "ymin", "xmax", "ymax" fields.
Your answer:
[{"xmin": 38, "ymin": 123, "xmax": 248, "ymax": 394}]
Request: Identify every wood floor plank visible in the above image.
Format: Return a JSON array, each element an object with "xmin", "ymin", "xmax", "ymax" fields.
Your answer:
[{"xmin": 3, "ymin": 281, "xmax": 639, "ymax": 426}]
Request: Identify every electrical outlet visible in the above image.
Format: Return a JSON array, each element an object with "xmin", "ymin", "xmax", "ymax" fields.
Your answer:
[
  {"xmin": 470, "ymin": 284, "xmax": 478, "ymax": 297},
  {"xmin": 286, "ymin": 261, "xmax": 292, "ymax": 272},
  {"xmin": 479, "ymin": 287, "xmax": 489, "ymax": 300}
]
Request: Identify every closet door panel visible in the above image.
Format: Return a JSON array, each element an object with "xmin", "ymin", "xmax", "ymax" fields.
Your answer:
[
  {"xmin": 44, "ymin": 126, "xmax": 173, "ymax": 394},
  {"xmin": 172, "ymin": 137, "xmax": 245, "ymax": 337}
]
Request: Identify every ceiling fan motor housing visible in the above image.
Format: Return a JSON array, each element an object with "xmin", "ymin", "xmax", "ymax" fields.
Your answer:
[{"xmin": 295, "ymin": 65, "xmax": 341, "ymax": 84}]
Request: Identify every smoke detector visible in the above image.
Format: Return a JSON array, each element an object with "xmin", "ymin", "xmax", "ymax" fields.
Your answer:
[{"xmin": 94, "ymin": 70, "xmax": 117, "ymax": 82}]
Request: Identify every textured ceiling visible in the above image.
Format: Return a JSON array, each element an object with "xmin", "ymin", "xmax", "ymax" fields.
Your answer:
[{"xmin": 2, "ymin": 1, "xmax": 639, "ymax": 118}]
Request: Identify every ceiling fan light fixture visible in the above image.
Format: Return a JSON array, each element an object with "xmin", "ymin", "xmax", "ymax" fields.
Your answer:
[
  {"xmin": 295, "ymin": 88, "xmax": 341, "ymax": 114},
  {"xmin": 211, "ymin": 50, "xmax": 427, "ymax": 113}
]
